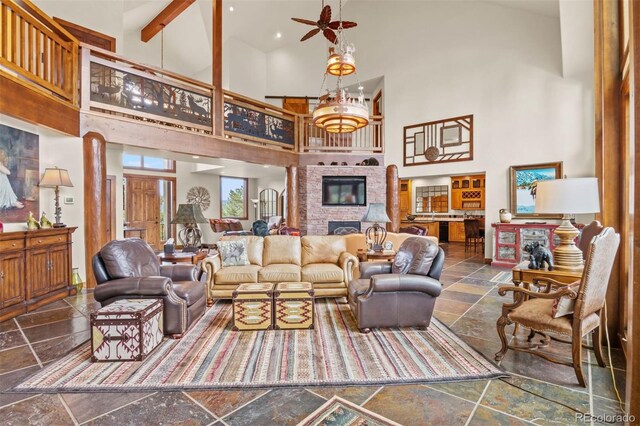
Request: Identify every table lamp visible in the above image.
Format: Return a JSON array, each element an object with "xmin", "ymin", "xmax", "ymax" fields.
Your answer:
[
  {"xmin": 361, "ymin": 203, "xmax": 391, "ymax": 252},
  {"xmin": 171, "ymin": 204, "xmax": 207, "ymax": 252},
  {"xmin": 38, "ymin": 167, "xmax": 74, "ymax": 228},
  {"xmin": 535, "ymin": 177, "xmax": 600, "ymax": 272}
]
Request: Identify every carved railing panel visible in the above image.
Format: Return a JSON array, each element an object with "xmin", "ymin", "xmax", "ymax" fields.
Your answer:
[
  {"xmin": 223, "ymin": 91, "xmax": 296, "ymax": 150},
  {"xmin": 89, "ymin": 59, "xmax": 212, "ymax": 130}
]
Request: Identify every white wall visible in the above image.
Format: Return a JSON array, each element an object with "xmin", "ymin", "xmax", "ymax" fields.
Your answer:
[
  {"xmin": 0, "ymin": 114, "xmax": 86, "ymax": 279},
  {"xmin": 266, "ymin": 1, "xmax": 595, "ymax": 256},
  {"xmin": 223, "ymin": 37, "xmax": 267, "ymax": 101}
]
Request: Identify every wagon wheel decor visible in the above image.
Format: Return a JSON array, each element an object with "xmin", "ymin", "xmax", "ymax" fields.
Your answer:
[{"xmin": 186, "ymin": 186, "xmax": 211, "ymax": 212}]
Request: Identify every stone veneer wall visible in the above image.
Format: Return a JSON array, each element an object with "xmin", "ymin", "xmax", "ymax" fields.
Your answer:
[{"xmin": 299, "ymin": 166, "xmax": 386, "ymax": 235}]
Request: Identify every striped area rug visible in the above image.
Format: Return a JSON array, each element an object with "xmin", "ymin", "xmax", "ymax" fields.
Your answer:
[{"xmin": 16, "ymin": 299, "xmax": 504, "ymax": 392}]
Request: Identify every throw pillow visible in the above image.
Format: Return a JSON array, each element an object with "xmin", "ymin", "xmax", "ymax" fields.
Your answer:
[
  {"xmin": 218, "ymin": 240, "xmax": 250, "ymax": 267},
  {"xmin": 551, "ymin": 282, "xmax": 581, "ymax": 318}
]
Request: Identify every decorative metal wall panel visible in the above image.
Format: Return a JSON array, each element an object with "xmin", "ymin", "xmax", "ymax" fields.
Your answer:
[
  {"xmin": 90, "ymin": 62, "xmax": 212, "ymax": 127},
  {"xmin": 224, "ymin": 101, "xmax": 295, "ymax": 147},
  {"xmin": 404, "ymin": 115, "xmax": 473, "ymax": 166}
]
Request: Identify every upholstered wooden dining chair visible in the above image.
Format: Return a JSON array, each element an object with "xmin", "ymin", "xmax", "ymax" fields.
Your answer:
[
  {"xmin": 578, "ymin": 220, "xmax": 604, "ymax": 260},
  {"xmin": 494, "ymin": 227, "xmax": 619, "ymax": 387}
]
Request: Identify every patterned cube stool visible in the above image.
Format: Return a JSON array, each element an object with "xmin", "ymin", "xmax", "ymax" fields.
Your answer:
[
  {"xmin": 90, "ymin": 299, "xmax": 163, "ymax": 362},
  {"xmin": 232, "ymin": 283, "xmax": 274, "ymax": 331},
  {"xmin": 274, "ymin": 282, "xmax": 314, "ymax": 330}
]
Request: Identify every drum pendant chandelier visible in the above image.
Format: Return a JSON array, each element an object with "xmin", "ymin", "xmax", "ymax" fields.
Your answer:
[{"xmin": 293, "ymin": 0, "xmax": 369, "ymax": 134}]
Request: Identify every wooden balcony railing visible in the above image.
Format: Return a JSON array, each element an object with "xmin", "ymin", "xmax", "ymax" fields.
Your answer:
[
  {"xmin": 80, "ymin": 44, "xmax": 215, "ymax": 133},
  {"xmin": 0, "ymin": 0, "xmax": 78, "ymax": 105},
  {"xmin": 223, "ymin": 91, "xmax": 297, "ymax": 151},
  {"xmin": 299, "ymin": 115, "xmax": 384, "ymax": 153}
]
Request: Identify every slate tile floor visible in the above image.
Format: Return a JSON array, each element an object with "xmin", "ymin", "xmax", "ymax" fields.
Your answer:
[{"xmin": 0, "ymin": 244, "xmax": 627, "ymax": 425}]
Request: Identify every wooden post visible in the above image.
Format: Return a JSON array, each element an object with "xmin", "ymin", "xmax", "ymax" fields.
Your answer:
[
  {"xmin": 212, "ymin": 0, "xmax": 223, "ymax": 136},
  {"xmin": 386, "ymin": 165, "xmax": 400, "ymax": 233},
  {"xmin": 83, "ymin": 132, "xmax": 107, "ymax": 289},
  {"xmin": 593, "ymin": 0, "xmax": 621, "ymax": 343},
  {"xmin": 286, "ymin": 165, "xmax": 299, "ymax": 229}
]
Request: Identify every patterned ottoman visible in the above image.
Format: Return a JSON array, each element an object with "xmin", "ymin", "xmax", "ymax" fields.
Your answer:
[
  {"xmin": 90, "ymin": 299, "xmax": 163, "ymax": 362},
  {"xmin": 274, "ymin": 282, "xmax": 314, "ymax": 330},
  {"xmin": 232, "ymin": 283, "xmax": 274, "ymax": 331}
]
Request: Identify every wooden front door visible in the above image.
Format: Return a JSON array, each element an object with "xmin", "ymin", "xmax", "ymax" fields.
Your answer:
[{"xmin": 126, "ymin": 176, "xmax": 161, "ymax": 249}]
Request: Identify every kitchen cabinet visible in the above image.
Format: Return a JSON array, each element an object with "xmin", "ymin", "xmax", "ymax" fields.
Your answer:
[
  {"xmin": 451, "ymin": 175, "xmax": 485, "ymax": 210},
  {"xmin": 449, "ymin": 222, "xmax": 466, "ymax": 242},
  {"xmin": 400, "ymin": 179, "xmax": 412, "ymax": 219},
  {"xmin": 0, "ymin": 228, "xmax": 76, "ymax": 322}
]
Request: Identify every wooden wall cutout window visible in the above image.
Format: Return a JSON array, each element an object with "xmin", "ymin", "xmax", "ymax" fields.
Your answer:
[
  {"xmin": 415, "ymin": 185, "xmax": 448, "ymax": 213},
  {"xmin": 404, "ymin": 115, "xmax": 473, "ymax": 166}
]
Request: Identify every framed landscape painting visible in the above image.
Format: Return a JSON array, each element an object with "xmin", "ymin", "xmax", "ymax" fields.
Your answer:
[
  {"xmin": 0, "ymin": 124, "xmax": 39, "ymax": 223},
  {"xmin": 509, "ymin": 162, "xmax": 563, "ymax": 219}
]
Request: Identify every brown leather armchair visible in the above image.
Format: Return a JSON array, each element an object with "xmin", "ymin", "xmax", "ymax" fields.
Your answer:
[
  {"xmin": 348, "ymin": 237, "xmax": 445, "ymax": 332},
  {"xmin": 92, "ymin": 239, "xmax": 206, "ymax": 338}
]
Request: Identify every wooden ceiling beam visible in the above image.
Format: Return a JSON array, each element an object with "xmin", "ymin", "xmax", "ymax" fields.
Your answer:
[{"xmin": 141, "ymin": 0, "xmax": 195, "ymax": 43}]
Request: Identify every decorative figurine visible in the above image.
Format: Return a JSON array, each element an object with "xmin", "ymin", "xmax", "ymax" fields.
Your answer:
[
  {"xmin": 26, "ymin": 211, "xmax": 40, "ymax": 230},
  {"xmin": 524, "ymin": 242, "xmax": 554, "ymax": 271},
  {"xmin": 39, "ymin": 211, "xmax": 53, "ymax": 228},
  {"xmin": 499, "ymin": 209, "xmax": 512, "ymax": 223}
]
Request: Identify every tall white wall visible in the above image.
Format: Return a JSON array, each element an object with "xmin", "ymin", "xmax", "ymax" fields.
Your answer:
[
  {"xmin": 267, "ymin": 1, "xmax": 595, "ymax": 255},
  {"xmin": 0, "ymin": 114, "xmax": 86, "ymax": 279},
  {"xmin": 224, "ymin": 37, "xmax": 267, "ymax": 101}
]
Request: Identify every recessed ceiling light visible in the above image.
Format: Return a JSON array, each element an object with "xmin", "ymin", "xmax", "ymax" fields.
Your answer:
[
  {"xmin": 192, "ymin": 155, "xmax": 200, "ymax": 159},
  {"xmin": 275, "ymin": 32, "xmax": 282, "ymax": 39},
  {"xmin": 220, "ymin": 171, "xmax": 225, "ymax": 174},
  {"xmin": 229, "ymin": 6, "xmax": 234, "ymax": 12},
  {"xmin": 263, "ymin": 165, "xmax": 270, "ymax": 168}
]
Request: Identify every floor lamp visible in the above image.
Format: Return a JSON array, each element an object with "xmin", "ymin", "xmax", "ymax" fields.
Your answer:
[{"xmin": 535, "ymin": 178, "xmax": 600, "ymax": 272}]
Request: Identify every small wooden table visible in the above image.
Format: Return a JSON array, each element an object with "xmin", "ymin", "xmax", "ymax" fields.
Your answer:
[
  {"xmin": 158, "ymin": 250, "xmax": 208, "ymax": 265},
  {"xmin": 511, "ymin": 261, "xmax": 582, "ymax": 290},
  {"xmin": 357, "ymin": 250, "xmax": 396, "ymax": 262}
]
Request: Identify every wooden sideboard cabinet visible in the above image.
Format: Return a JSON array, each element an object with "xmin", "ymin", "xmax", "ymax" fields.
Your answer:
[
  {"xmin": 491, "ymin": 223, "xmax": 582, "ymax": 267},
  {"xmin": 0, "ymin": 227, "xmax": 77, "ymax": 322}
]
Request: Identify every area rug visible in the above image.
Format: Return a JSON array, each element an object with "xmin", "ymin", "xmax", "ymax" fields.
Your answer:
[
  {"xmin": 297, "ymin": 396, "xmax": 400, "ymax": 426},
  {"xmin": 15, "ymin": 299, "xmax": 504, "ymax": 392}
]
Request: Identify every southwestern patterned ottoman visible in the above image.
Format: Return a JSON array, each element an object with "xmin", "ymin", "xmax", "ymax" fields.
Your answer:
[
  {"xmin": 232, "ymin": 283, "xmax": 274, "ymax": 331},
  {"xmin": 274, "ymin": 282, "xmax": 314, "ymax": 330},
  {"xmin": 90, "ymin": 299, "xmax": 163, "ymax": 362}
]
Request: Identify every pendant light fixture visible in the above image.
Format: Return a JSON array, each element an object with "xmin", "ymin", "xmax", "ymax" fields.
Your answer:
[{"xmin": 309, "ymin": 0, "xmax": 369, "ymax": 134}]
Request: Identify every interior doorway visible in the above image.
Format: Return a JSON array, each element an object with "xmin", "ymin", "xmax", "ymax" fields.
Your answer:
[
  {"xmin": 124, "ymin": 175, "xmax": 175, "ymax": 249},
  {"xmin": 105, "ymin": 175, "xmax": 116, "ymax": 242}
]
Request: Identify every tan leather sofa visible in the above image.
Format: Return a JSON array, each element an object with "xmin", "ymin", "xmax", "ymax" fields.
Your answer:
[{"xmin": 203, "ymin": 235, "xmax": 359, "ymax": 300}]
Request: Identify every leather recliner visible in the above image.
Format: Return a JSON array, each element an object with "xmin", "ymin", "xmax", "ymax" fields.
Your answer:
[
  {"xmin": 348, "ymin": 237, "xmax": 445, "ymax": 332},
  {"xmin": 92, "ymin": 238, "xmax": 206, "ymax": 337}
]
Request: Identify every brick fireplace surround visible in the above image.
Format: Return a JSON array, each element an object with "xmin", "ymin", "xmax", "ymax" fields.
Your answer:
[{"xmin": 299, "ymin": 166, "xmax": 386, "ymax": 235}]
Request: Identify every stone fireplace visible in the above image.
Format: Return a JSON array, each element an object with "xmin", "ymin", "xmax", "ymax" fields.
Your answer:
[
  {"xmin": 328, "ymin": 221, "xmax": 361, "ymax": 235},
  {"xmin": 299, "ymin": 165, "xmax": 386, "ymax": 235}
]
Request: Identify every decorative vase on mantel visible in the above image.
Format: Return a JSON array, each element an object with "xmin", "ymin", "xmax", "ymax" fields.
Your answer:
[
  {"xmin": 71, "ymin": 268, "xmax": 84, "ymax": 293},
  {"xmin": 499, "ymin": 209, "xmax": 512, "ymax": 223}
]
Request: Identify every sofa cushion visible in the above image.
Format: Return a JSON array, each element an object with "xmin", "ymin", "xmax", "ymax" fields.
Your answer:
[
  {"xmin": 219, "ymin": 235, "xmax": 264, "ymax": 266},
  {"xmin": 172, "ymin": 281, "xmax": 205, "ymax": 306},
  {"xmin": 258, "ymin": 264, "xmax": 301, "ymax": 282},
  {"xmin": 302, "ymin": 263, "xmax": 344, "ymax": 283},
  {"xmin": 263, "ymin": 236, "xmax": 301, "ymax": 266},
  {"xmin": 215, "ymin": 265, "xmax": 261, "ymax": 284},
  {"xmin": 218, "ymin": 240, "xmax": 250, "ymax": 267},
  {"xmin": 100, "ymin": 239, "xmax": 160, "ymax": 279},
  {"xmin": 210, "ymin": 218, "xmax": 244, "ymax": 232},
  {"xmin": 301, "ymin": 236, "xmax": 346, "ymax": 266}
]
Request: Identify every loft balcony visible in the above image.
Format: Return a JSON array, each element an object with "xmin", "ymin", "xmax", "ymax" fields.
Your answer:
[{"xmin": 0, "ymin": 0, "xmax": 383, "ymax": 159}]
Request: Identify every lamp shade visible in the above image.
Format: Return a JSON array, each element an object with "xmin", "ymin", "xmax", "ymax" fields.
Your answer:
[
  {"xmin": 171, "ymin": 204, "xmax": 207, "ymax": 224},
  {"xmin": 361, "ymin": 203, "xmax": 391, "ymax": 223},
  {"xmin": 535, "ymin": 178, "xmax": 600, "ymax": 214},
  {"xmin": 39, "ymin": 167, "xmax": 73, "ymax": 187}
]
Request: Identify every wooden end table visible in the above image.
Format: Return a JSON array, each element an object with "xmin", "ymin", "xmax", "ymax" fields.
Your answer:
[
  {"xmin": 158, "ymin": 250, "xmax": 208, "ymax": 265},
  {"xmin": 511, "ymin": 261, "xmax": 582, "ymax": 290},
  {"xmin": 357, "ymin": 250, "xmax": 396, "ymax": 262}
]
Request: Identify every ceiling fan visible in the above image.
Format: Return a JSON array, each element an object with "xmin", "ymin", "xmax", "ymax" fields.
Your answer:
[{"xmin": 291, "ymin": 4, "xmax": 357, "ymax": 44}]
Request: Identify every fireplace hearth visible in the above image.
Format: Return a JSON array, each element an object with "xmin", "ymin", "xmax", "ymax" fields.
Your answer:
[{"xmin": 328, "ymin": 221, "xmax": 361, "ymax": 235}]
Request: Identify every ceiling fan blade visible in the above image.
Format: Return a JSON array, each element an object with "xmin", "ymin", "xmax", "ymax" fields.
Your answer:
[
  {"xmin": 291, "ymin": 17, "xmax": 319, "ymax": 26},
  {"xmin": 327, "ymin": 20, "xmax": 358, "ymax": 30},
  {"xmin": 323, "ymin": 29, "xmax": 337, "ymax": 44},
  {"xmin": 301, "ymin": 28, "xmax": 321, "ymax": 42},
  {"xmin": 339, "ymin": 21, "xmax": 358, "ymax": 29},
  {"xmin": 319, "ymin": 5, "xmax": 332, "ymax": 24}
]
